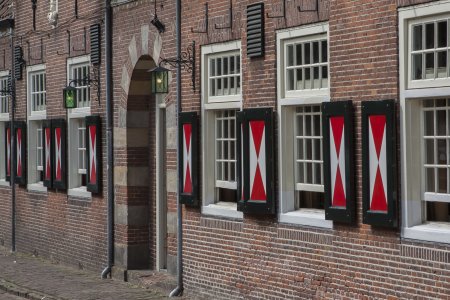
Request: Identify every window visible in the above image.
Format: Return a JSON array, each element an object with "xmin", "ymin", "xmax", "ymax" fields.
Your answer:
[
  {"xmin": 67, "ymin": 55, "xmax": 91, "ymax": 198},
  {"xmin": 27, "ymin": 64, "xmax": 47, "ymax": 191},
  {"xmin": 202, "ymin": 41, "xmax": 243, "ymax": 219},
  {"xmin": 0, "ymin": 71, "xmax": 9, "ymax": 184},
  {"xmin": 277, "ymin": 23, "xmax": 332, "ymax": 228},
  {"xmin": 400, "ymin": 2, "xmax": 450, "ymax": 244}
]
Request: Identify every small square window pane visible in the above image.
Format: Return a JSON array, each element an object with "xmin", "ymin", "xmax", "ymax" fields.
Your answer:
[
  {"xmin": 321, "ymin": 40, "xmax": 328, "ymax": 63},
  {"xmin": 426, "ymin": 139, "xmax": 435, "ymax": 164},
  {"xmin": 412, "ymin": 54, "xmax": 423, "ymax": 80},
  {"xmin": 425, "ymin": 110, "xmax": 434, "ymax": 136},
  {"xmin": 297, "ymin": 139, "xmax": 304, "ymax": 160},
  {"xmin": 437, "ymin": 110, "xmax": 446, "ymax": 136},
  {"xmin": 223, "ymin": 57, "xmax": 229, "ymax": 75},
  {"xmin": 304, "ymin": 43, "xmax": 311, "ymax": 64},
  {"xmin": 322, "ymin": 66, "xmax": 328, "ymax": 88},
  {"xmin": 296, "ymin": 69, "xmax": 303, "ymax": 90},
  {"xmin": 437, "ymin": 139, "xmax": 447, "ymax": 164},
  {"xmin": 313, "ymin": 67, "xmax": 320, "ymax": 88},
  {"xmin": 287, "ymin": 45, "xmax": 294, "ymax": 67},
  {"xmin": 438, "ymin": 21, "xmax": 447, "ymax": 48},
  {"xmin": 210, "ymin": 58, "xmax": 215, "ymax": 76},
  {"xmin": 297, "ymin": 115, "xmax": 304, "ymax": 136},
  {"xmin": 306, "ymin": 163, "xmax": 312, "ymax": 184},
  {"xmin": 305, "ymin": 68, "xmax": 311, "ymax": 89},
  {"xmin": 306, "ymin": 139, "xmax": 312, "ymax": 160},
  {"xmin": 217, "ymin": 78, "xmax": 222, "ymax": 95},
  {"xmin": 426, "ymin": 202, "xmax": 450, "ymax": 222},
  {"xmin": 217, "ymin": 59, "xmax": 222, "ymax": 76},
  {"xmin": 236, "ymin": 56, "xmax": 240, "ymax": 73},
  {"xmin": 237, "ymin": 76, "xmax": 241, "ymax": 93},
  {"xmin": 436, "ymin": 98, "xmax": 446, "ymax": 107},
  {"xmin": 313, "ymin": 139, "xmax": 321, "ymax": 160},
  {"xmin": 314, "ymin": 163, "xmax": 321, "ymax": 185},
  {"xmin": 305, "ymin": 115, "xmax": 311, "ymax": 136},
  {"xmin": 426, "ymin": 168, "xmax": 435, "ymax": 192},
  {"xmin": 437, "ymin": 51, "xmax": 447, "ymax": 78},
  {"xmin": 413, "ymin": 25, "xmax": 423, "ymax": 51},
  {"xmin": 287, "ymin": 69, "xmax": 295, "ymax": 91},
  {"xmin": 313, "ymin": 115, "xmax": 321, "ymax": 136},
  {"xmin": 425, "ymin": 52, "xmax": 435, "ymax": 79},
  {"xmin": 230, "ymin": 56, "xmax": 235, "ymax": 74},
  {"xmin": 438, "ymin": 168, "xmax": 447, "ymax": 193},
  {"xmin": 297, "ymin": 163, "xmax": 304, "ymax": 183},
  {"xmin": 296, "ymin": 44, "xmax": 302, "ymax": 66},
  {"xmin": 425, "ymin": 23, "xmax": 435, "ymax": 49},
  {"xmin": 312, "ymin": 41, "xmax": 319, "ymax": 63},
  {"xmin": 210, "ymin": 79, "xmax": 215, "ymax": 96}
]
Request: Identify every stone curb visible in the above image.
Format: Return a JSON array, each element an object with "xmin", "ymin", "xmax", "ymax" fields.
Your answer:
[{"xmin": 0, "ymin": 279, "xmax": 63, "ymax": 300}]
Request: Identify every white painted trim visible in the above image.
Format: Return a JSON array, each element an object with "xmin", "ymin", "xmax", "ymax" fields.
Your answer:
[
  {"xmin": 399, "ymin": 1, "xmax": 450, "ymax": 243},
  {"xmin": 68, "ymin": 187, "xmax": 92, "ymax": 199},
  {"xmin": 0, "ymin": 113, "xmax": 9, "ymax": 122},
  {"xmin": 67, "ymin": 56, "xmax": 92, "ymax": 117},
  {"xmin": 202, "ymin": 203, "xmax": 243, "ymax": 220},
  {"xmin": 423, "ymin": 192, "xmax": 450, "ymax": 203},
  {"xmin": 279, "ymin": 209, "xmax": 332, "ymax": 229},
  {"xmin": 27, "ymin": 64, "xmax": 47, "ymax": 119},
  {"xmin": 0, "ymin": 70, "xmax": 9, "ymax": 77},
  {"xmin": 296, "ymin": 183, "xmax": 324, "ymax": 193},
  {"xmin": 216, "ymin": 180, "xmax": 237, "ymax": 190},
  {"xmin": 27, "ymin": 183, "xmax": 47, "ymax": 193},
  {"xmin": 0, "ymin": 179, "xmax": 9, "ymax": 187},
  {"xmin": 204, "ymin": 101, "xmax": 241, "ymax": 110}
]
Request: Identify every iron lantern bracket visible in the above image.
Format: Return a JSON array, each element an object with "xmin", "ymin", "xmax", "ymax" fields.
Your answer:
[
  {"xmin": 66, "ymin": 66, "xmax": 101, "ymax": 105},
  {"xmin": 158, "ymin": 41, "xmax": 196, "ymax": 92}
]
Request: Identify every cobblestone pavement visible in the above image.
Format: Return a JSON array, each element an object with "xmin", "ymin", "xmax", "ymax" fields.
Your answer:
[{"xmin": 0, "ymin": 248, "xmax": 169, "ymax": 300}]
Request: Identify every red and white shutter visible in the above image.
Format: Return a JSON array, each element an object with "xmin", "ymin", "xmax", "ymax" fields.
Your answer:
[
  {"xmin": 237, "ymin": 108, "xmax": 274, "ymax": 214},
  {"xmin": 368, "ymin": 115, "xmax": 387, "ymax": 212},
  {"xmin": 14, "ymin": 121, "xmax": 26, "ymax": 185},
  {"xmin": 249, "ymin": 120, "xmax": 267, "ymax": 202},
  {"xmin": 42, "ymin": 120, "xmax": 52, "ymax": 188},
  {"xmin": 86, "ymin": 116, "xmax": 101, "ymax": 194},
  {"xmin": 329, "ymin": 116, "xmax": 346, "ymax": 208},
  {"xmin": 5, "ymin": 123, "xmax": 10, "ymax": 181},
  {"xmin": 182, "ymin": 124, "xmax": 192, "ymax": 194},
  {"xmin": 362, "ymin": 100, "xmax": 397, "ymax": 228},
  {"xmin": 178, "ymin": 112, "xmax": 199, "ymax": 206},
  {"xmin": 52, "ymin": 119, "xmax": 66, "ymax": 189},
  {"xmin": 323, "ymin": 101, "xmax": 355, "ymax": 223}
]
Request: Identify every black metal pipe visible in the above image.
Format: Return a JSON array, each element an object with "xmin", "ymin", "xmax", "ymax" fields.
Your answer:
[
  {"xmin": 101, "ymin": 0, "xmax": 114, "ymax": 279},
  {"xmin": 10, "ymin": 29, "xmax": 16, "ymax": 253},
  {"xmin": 169, "ymin": 0, "xmax": 183, "ymax": 296}
]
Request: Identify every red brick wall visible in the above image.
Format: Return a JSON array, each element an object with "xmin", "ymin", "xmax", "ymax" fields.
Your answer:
[{"xmin": 181, "ymin": 0, "xmax": 450, "ymax": 299}]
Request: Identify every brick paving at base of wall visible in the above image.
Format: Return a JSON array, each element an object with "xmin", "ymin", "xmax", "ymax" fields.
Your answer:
[{"xmin": 0, "ymin": 247, "xmax": 170, "ymax": 300}]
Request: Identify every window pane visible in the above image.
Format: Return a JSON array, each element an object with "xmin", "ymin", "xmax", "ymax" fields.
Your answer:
[
  {"xmin": 287, "ymin": 69, "xmax": 294, "ymax": 91},
  {"xmin": 425, "ymin": 52, "xmax": 435, "ymax": 79},
  {"xmin": 296, "ymin": 44, "xmax": 302, "ymax": 66},
  {"xmin": 437, "ymin": 51, "xmax": 447, "ymax": 78},
  {"xmin": 297, "ymin": 114, "xmax": 304, "ymax": 136},
  {"xmin": 438, "ymin": 168, "xmax": 447, "ymax": 193},
  {"xmin": 426, "ymin": 202, "xmax": 450, "ymax": 222},
  {"xmin": 426, "ymin": 167, "xmax": 435, "ymax": 192},
  {"xmin": 412, "ymin": 54, "xmax": 423, "ymax": 80},
  {"xmin": 437, "ymin": 110, "xmax": 446, "ymax": 136},
  {"xmin": 413, "ymin": 24, "xmax": 423, "ymax": 51},
  {"xmin": 296, "ymin": 69, "xmax": 303, "ymax": 90},
  {"xmin": 304, "ymin": 43, "xmax": 311, "ymax": 64},
  {"xmin": 312, "ymin": 41, "xmax": 319, "ymax": 63},
  {"xmin": 210, "ymin": 58, "xmax": 215, "ymax": 76},
  {"xmin": 217, "ymin": 58, "xmax": 222, "ymax": 76},
  {"xmin": 313, "ymin": 67, "xmax": 320, "ymax": 88},
  {"xmin": 305, "ymin": 115, "xmax": 311, "ymax": 136},
  {"xmin": 425, "ymin": 139, "xmax": 434, "ymax": 164},
  {"xmin": 321, "ymin": 40, "xmax": 328, "ymax": 63},
  {"xmin": 297, "ymin": 139, "xmax": 304, "ymax": 160},
  {"xmin": 313, "ymin": 139, "xmax": 320, "ymax": 160},
  {"xmin": 229, "ymin": 56, "xmax": 235, "ymax": 74},
  {"xmin": 287, "ymin": 45, "xmax": 294, "ymax": 67},
  {"xmin": 314, "ymin": 163, "xmax": 321, "ymax": 185},
  {"xmin": 438, "ymin": 21, "xmax": 447, "ymax": 48},
  {"xmin": 437, "ymin": 139, "xmax": 447, "ymax": 164},
  {"xmin": 425, "ymin": 110, "xmax": 434, "ymax": 136},
  {"xmin": 306, "ymin": 139, "xmax": 312, "ymax": 160},
  {"xmin": 425, "ymin": 23, "xmax": 435, "ymax": 49},
  {"xmin": 296, "ymin": 191, "xmax": 324, "ymax": 209},
  {"xmin": 322, "ymin": 66, "xmax": 328, "ymax": 88},
  {"xmin": 304, "ymin": 67, "xmax": 311, "ymax": 89},
  {"xmin": 223, "ymin": 57, "xmax": 228, "ymax": 75}
]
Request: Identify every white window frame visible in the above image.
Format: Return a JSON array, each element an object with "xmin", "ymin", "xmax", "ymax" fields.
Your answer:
[
  {"xmin": 201, "ymin": 41, "xmax": 243, "ymax": 219},
  {"xmin": 0, "ymin": 71, "xmax": 9, "ymax": 186},
  {"xmin": 400, "ymin": 1, "xmax": 450, "ymax": 244},
  {"xmin": 0, "ymin": 71, "xmax": 9, "ymax": 117},
  {"xmin": 27, "ymin": 64, "xmax": 47, "ymax": 192},
  {"xmin": 277, "ymin": 23, "xmax": 332, "ymax": 229},
  {"xmin": 67, "ymin": 55, "xmax": 91, "ymax": 199}
]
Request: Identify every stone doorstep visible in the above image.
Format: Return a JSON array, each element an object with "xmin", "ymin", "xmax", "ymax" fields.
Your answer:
[
  {"xmin": 121, "ymin": 269, "xmax": 178, "ymax": 296},
  {"xmin": 0, "ymin": 279, "xmax": 62, "ymax": 300}
]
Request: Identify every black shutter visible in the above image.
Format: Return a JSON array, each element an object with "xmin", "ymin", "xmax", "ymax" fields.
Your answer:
[
  {"xmin": 14, "ymin": 121, "xmax": 26, "ymax": 186},
  {"xmin": 52, "ymin": 119, "xmax": 67, "ymax": 190},
  {"xmin": 86, "ymin": 116, "xmax": 101, "ymax": 193},
  {"xmin": 361, "ymin": 100, "xmax": 398, "ymax": 228},
  {"xmin": 178, "ymin": 112, "xmax": 199, "ymax": 207},
  {"xmin": 5, "ymin": 122, "xmax": 10, "ymax": 182},
  {"xmin": 90, "ymin": 24, "xmax": 101, "ymax": 65},
  {"xmin": 246, "ymin": 3, "xmax": 265, "ymax": 58},
  {"xmin": 42, "ymin": 120, "xmax": 53, "ymax": 188},
  {"xmin": 237, "ymin": 108, "xmax": 275, "ymax": 214},
  {"xmin": 322, "ymin": 101, "xmax": 355, "ymax": 223},
  {"xmin": 14, "ymin": 46, "xmax": 23, "ymax": 80}
]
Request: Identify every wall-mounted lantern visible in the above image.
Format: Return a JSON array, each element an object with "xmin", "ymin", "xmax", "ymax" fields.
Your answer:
[
  {"xmin": 148, "ymin": 41, "xmax": 196, "ymax": 94},
  {"xmin": 63, "ymin": 70, "xmax": 100, "ymax": 109},
  {"xmin": 63, "ymin": 85, "xmax": 77, "ymax": 109}
]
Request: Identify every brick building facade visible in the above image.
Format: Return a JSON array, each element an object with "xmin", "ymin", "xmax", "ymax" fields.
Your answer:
[
  {"xmin": 0, "ymin": 0, "xmax": 179, "ymax": 275},
  {"xmin": 180, "ymin": 0, "xmax": 450, "ymax": 299}
]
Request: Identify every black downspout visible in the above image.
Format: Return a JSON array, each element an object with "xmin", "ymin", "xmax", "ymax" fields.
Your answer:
[
  {"xmin": 10, "ymin": 29, "xmax": 16, "ymax": 253},
  {"xmin": 169, "ymin": 0, "xmax": 183, "ymax": 296},
  {"xmin": 101, "ymin": 0, "xmax": 114, "ymax": 279}
]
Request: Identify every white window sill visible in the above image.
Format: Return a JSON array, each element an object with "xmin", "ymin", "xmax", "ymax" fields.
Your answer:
[
  {"xmin": 403, "ymin": 222, "xmax": 450, "ymax": 244},
  {"xmin": 0, "ymin": 113, "xmax": 9, "ymax": 122},
  {"xmin": 28, "ymin": 112, "xmax": 47, "ymax": 121},
  {"xmin": 279, "ymin": 209, "xmax": 333, "ymax": 229},
  {"xmin": 27, "ymin": 183, "xmax": 47, "ymax": 193},
  {"xmin": 202, "ymin": 202, "xmax": 243, "ymax": 220},
  {"xmin": 68, "ymin": 187, "xmax": 92, "ymax": 199},
  {"xmin": 0, "ymin": 179, "xmax": 9, "ymax": 187},
  {"xmin": 68, "ymin": 107, "xmax": 91, "ymax": 118}
]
